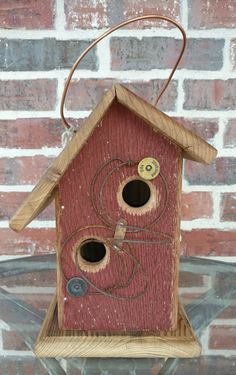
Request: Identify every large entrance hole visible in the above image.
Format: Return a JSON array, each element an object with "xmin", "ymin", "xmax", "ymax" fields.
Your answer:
[
  {"xmin": 122, "ymin": 179, "xmax": 151, "ymax": 208},
  {"xmin": 80, "ymin": 239, "xmax": 106, "ymax": 263}
]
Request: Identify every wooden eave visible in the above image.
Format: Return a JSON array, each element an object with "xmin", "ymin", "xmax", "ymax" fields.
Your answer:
[{"xmin": 9, "ymin": 84, "xmax": 217, "ymax": 232}]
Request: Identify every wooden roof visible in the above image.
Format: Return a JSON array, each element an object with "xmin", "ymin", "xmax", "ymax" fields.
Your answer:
[{"xmin": 9, "ymin": 84, "xmax": 217, "ymax": 232}]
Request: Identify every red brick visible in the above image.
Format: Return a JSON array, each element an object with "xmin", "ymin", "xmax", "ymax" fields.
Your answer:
[
  {"xmin": 0, "ymin": 156, "xmax": 52, "ymax": 184},
  {"xmin": 175, "ymin": 357, "xmax": 236, "ymax": 374},
  {"xmin": 0, "ymin": 118, "xmax": 61, "ymax": 148},
  {"xmin": 181, "ymin": 229, "xmax": 236, "ymax": 256},
  {"xmin": 127, "ymin": 80, "xmax": 177, "ymax": 112},
  {"xmin": 65, "ymin": 0, "xmax": 180, "ymax": 29},
  {"xmin": 0, "ymin": 117, "xmax": 84, "ymax": 149},
  {"xmin": 110, "ymin": 38, "xmax": 223, "ymax": 71},
  {"xmin": 65, "ymin": 0, "xmax": 108, "ymax": 29},
  {"xmin": 179, "ymin": 292, "xmax": 204, "ymax": 305},
  {"xmin": 0, "ymin": 192, "xmax": 54, "ymax": 221},
  {"xmin": 0, "ymin": 0, "xmax": 55, "ymax": 29},
  {"xmin": 185, "ymin": 158, "xmax": 236, "ymax": 185},
  {"xmin": 217, "ymin": 304, "xmax": 236, "ymax": 319},
  {"xmin": 110, "ymin": 1, "xmax": 181, "ymax": 29},
  {"xmin": 0, "ymin": 79, "xmax": 57, "ymax": 110},
  {"xmin": 66, "ymin": 78, "xmax": 115, "ymax": 110},
  {"xmin": 3, "ymin": 331, "xmax": 28, "ymax": 351},
  {"xmin": 66, "ymin": 79, "xmax": 177, "ymax": 112},
  {"xmin": 181, "ymin": 192, "xmax": 213, "ymax": 220},
  {"xmin": 179, "ymin": 272, "xmax": 204, "ymax": 288},
  {"xmin": 174, "ymin": 117, "xmax": 218, "ymax": 142},
  {"xmin": 188, "ymin": 0, "xmax": 236, "ymax": 29},
  {"xmin": 177, "ymin": 357, "xmax": 236, "ymax": 375},
  {"xmin": 220, "ymin": 193, "xmax": 236, "ymax": 221},
  {"xmin": 0, "ymin": 39, "xmax": 98, "ymax": 71},
  {"xmin": 0, "ymin": 228, "xmax": 56, "ymax": 255},
  {"xmin": 3, "ymin": 270, "xmax": 56, "ymax": 289},
  {"xmin": 184, "ymin": 80, "xmax": 236, "ymax": 110},
  {"xmin": 209, "ymin": 326, "xmax": 236, "ymax": 349},
  {"xmin": 224, "ymin": 119, "xmax": 236, "ymax": 148}
]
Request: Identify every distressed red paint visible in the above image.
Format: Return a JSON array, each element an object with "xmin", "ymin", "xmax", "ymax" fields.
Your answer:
[{"xmin": 58, "ymin": 101, "xmax": 181, "ymax": 332}]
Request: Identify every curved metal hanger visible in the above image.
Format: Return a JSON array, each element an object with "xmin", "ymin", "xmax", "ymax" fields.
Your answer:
[{"xmin": 60, "ymin": 14, "xmax": 186, "ymax": 130}]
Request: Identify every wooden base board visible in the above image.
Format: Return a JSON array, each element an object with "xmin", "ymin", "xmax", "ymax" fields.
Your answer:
[{"xmin": 35, "ymin": 294, "xmax": 201, "ymax": 358}]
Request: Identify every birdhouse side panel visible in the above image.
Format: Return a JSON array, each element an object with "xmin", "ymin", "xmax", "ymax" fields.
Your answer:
[{"xmin": 57, "ymin": 100, "xmax": 182, "ymax": 332}]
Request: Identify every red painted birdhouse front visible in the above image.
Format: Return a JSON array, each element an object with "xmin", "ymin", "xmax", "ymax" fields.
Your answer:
[{"xmin": 58, "ymin": 99, "xmax": 181, "ymax": 332}]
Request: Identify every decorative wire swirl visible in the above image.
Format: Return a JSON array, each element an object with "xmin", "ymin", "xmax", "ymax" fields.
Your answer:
[
  {"xmin": 60, "ymin": 225, "xmax": 148, "ymax": 300},
  {"xmin": 91, "ymin": 158, "xmax": 169, "ymax": 232}
]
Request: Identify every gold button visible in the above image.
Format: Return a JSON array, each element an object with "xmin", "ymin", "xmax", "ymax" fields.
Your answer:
[{"xmin": 138, "ymin": 157, "xmax": 160, "ymax": 180}]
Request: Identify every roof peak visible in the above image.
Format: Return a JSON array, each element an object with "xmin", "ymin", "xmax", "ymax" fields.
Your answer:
[{"xmin": 9, "ymin": 84, "xmax": 217, "ymax": 232}]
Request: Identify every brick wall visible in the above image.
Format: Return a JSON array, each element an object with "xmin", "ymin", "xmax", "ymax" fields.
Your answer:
[{"xmin": 0, "ymin": 0, "xmax": 236, "ymax": 360}]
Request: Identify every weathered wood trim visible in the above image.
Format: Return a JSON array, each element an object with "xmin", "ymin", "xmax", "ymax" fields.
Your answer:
[
  {"xmin": 115, "ymin": 84, "xmax": 217, "ymax": 165},
  {"xmin": 35, "ymin": 294, "xmax": 201, "ymax": 358},
  {"xmin": 54, "ymin": 189, "xmax": 64, "ymax": 329},
  {"xmin": 172, "ymin": 154, "xmax": 183, "ymax": 328}
]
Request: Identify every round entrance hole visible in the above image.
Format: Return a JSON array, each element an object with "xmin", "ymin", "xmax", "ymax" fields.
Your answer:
[
  {"xmin": 122, "ymin": 179, "xmax": 151, "ymax": 208},
  {"xmin": 80, "ymin": 239, "xmax": 106, "ymax": 263}
]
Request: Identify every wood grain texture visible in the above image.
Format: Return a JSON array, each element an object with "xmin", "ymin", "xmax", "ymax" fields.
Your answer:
[
  {"xmin": 58, "ymin": 101, "xmax": 181, "ymax": 332},
  {"xmin": 35, "ymin": 294, "xmax": 201, "ymax": 358},
  {"xmin": 9, "ymin": 83, "xmax": 217, "ymax": 233}
]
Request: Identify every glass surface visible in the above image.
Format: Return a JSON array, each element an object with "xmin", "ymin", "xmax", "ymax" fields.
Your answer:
[{"xmin": 0, "ymin": 254, "xmax": 236, "ymax": 374}]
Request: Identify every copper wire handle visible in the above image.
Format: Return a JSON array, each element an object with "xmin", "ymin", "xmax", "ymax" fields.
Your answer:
[{"xmin": 60, "ymin": 15, "xmax": 187, "ymax": 130}]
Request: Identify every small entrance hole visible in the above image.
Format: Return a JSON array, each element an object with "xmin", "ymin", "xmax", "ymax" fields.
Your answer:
[
  {"xmin": 80, "ymin": 239, "xmax": 106, "ymax": 263},
  {"xmin": 122, "ymin": 179, "xmax": 151, "ymax": 208}
]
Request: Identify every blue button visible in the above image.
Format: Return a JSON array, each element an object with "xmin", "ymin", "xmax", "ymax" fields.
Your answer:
[{"xmin": 66, "ymin": 277, "xmax": 88, "ymax": 297}]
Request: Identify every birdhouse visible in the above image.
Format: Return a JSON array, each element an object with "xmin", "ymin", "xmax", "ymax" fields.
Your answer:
[{"xmin": 9, "ymin": 16, "xmax": 217, "ymax": 358}]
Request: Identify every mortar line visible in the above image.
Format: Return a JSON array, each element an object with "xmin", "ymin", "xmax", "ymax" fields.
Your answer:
[
  {"xmin": 1, "ymin": 28, "xmax": 236, "ymax": 39},
  {"xmin": 55, "ymin": 0, "xmax": 66, "ymax": 32},
  {"xmin": 181, "ymin": 0, "xmax": 188, "ymax": 30},
  {"xmin": 2, "ymin": 69, "xmax": 236, "ymax": 80}
]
